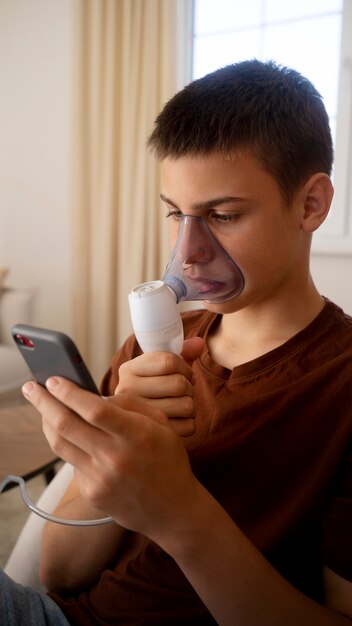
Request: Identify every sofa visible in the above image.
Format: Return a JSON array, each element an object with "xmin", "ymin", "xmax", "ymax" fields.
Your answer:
[
  {"xmin": 5, "ymin": 461, "xmax": 72, "ymax": 592},
  {"xmin": 0, "ymin": 284, "xmax": 36, "ymax": 406}
]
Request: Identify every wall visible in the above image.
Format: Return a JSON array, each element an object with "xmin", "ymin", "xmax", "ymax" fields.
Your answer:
[
  {"xmin": 0, "ymin": 0, "xmax": 351, "ymax": 349},
  {"xmin": 0, "ymin": 0, "xmax": 73, "ymax": 333},
  {"xmin": 311, "ymin": 253, "xmax": 352, "ymax": 315}
]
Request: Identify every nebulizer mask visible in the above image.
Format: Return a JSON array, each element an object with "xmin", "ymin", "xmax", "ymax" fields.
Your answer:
[
  {"xmin": 129, "ymin": 214, "xmax": 244, "ymax": 353},
  {"xmin": 0, "ymin": 216, "xmax": 244, "ymax": 527}
]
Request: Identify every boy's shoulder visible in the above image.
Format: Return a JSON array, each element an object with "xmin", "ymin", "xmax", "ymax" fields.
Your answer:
[{"xmin": 323, "ymin": 299, "xmax": 352, "ymax": 344}]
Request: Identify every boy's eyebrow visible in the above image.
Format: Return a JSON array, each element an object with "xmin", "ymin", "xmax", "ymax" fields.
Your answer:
[{"xmin": 160, "ymin": 193, "xmax": 242, "ymax": 211}]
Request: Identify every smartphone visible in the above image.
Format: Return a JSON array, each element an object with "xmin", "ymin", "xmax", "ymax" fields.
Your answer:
[{"xmin": 12, "ymin": 323, "xmax": 99, "ymax": 395}]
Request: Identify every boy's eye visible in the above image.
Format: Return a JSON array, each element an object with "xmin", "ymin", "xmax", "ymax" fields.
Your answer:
[
  {"xmin": 165, "ymin": 210, "xmax": 183, "ymax": 221},
  {"xmin": 165, "ymin": 210, "xmax": 242, "ymax": 234},
  {"xmin": 209, "ymin": 213, "xmax": 242, "ymax": 225},
  {"xmin": 211, "ymin": 213, "xmax": 236, "ymax": 222}
]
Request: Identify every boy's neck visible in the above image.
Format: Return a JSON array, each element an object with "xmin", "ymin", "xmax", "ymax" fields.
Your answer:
[{"xmin": 207, "ymin": 282, "xmax": 325, "ymax": 369}]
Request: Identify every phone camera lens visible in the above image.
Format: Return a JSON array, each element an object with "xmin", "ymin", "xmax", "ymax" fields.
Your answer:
[{"xmin": 15, "ymin": 334, "xmax": 34, "ymax": 348}]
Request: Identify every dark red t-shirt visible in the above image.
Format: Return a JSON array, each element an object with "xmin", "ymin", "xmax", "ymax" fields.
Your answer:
[{"xmin": 51, "ymin": 300, "xmax": 352, "ymax": 625}]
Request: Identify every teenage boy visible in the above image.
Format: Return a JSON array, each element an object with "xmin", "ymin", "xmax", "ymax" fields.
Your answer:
[{"xmin": 2, "ymin": 60, "xmax": 352, "ymax": 625}]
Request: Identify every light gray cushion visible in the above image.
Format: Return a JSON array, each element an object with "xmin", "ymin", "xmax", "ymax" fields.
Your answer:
[{"xmin": 5, "ymin": 463, "xmax": 73, "ymax": 591}]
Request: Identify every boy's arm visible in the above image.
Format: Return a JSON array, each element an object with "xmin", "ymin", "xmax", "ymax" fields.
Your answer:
[
  {"xmin": 159, "ymin": 481, "xmax": 352, "ymax": 626},
  {"xmin": 39, "ymin": 478, "xmax": 128, "ymax": 594},
  {"xmin": 324, "ymin": 567, "xmax": 352, "ymax": 621},
  {"xmin": 27, "ymin": 380, "xmax": 352, "ymax": 625}
]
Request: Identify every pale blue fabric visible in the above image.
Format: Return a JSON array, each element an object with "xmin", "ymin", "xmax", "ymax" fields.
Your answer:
[{"xmin": 0, "ymin": 570, "xmax": 70, "ymax": 626}]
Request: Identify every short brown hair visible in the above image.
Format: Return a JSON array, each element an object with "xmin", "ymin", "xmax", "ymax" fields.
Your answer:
[{"xmin": 147, "ymin": 60, "xmax": 333, "ymax": 204}]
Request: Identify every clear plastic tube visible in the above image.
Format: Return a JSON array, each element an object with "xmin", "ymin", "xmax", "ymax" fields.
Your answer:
[{"xmin": 0, "ymin": 475, "xmax": 114, "ymax": 526}]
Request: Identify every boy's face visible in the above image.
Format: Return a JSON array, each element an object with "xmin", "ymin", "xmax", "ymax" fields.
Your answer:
[{"xmin": 161, "ymin": 152, "xmax": 310, "ymax": 314}]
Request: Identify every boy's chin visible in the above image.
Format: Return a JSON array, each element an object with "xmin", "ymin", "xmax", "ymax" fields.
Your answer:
[{"xmin": 201, "ymin": 298, "xmax": 243, "ymax": 315}]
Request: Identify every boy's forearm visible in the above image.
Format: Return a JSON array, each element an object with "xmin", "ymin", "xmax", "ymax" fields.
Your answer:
[
  {"xmin": 40, "ymin": 495, "xmax": 127, "ymax": 594},
  {"xmin": 160, "ymin": 484, "xmax": 351, "ymax": 626}
]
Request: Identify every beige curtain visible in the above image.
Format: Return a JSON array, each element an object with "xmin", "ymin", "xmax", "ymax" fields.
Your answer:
[{"xmin": 71, "ymin": 0, "xmax": 193, "ymax": 381}]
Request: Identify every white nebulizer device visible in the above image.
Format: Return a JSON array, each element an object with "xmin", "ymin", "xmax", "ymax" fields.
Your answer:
[{"xmin": 128, "ymin": 280, "xmax": 184, "ymax": 354}]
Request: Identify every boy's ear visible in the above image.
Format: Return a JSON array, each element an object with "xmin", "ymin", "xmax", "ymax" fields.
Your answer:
[{"xmin": 300, "ymin": 173, "xmax": 334, "ymax": 233}]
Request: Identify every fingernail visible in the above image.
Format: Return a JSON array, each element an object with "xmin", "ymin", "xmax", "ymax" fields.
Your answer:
[
  {"xmin": 22, "ymin": 382, "xmax": 35, "ymax": 397},
  {"xmin": 46, "ymin": 376, "xmax": 60, "ymax": 391}
]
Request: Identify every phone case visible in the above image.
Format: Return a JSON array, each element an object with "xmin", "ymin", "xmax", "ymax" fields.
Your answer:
[{"xmin": 12, "ymin": 323, "xmax": 99, "ymax": 394}]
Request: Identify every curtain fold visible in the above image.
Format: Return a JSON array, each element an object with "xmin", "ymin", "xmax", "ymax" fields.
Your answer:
[{"xmin": 71, "ymin": 0, "xmax": 193, "ymax": 381}]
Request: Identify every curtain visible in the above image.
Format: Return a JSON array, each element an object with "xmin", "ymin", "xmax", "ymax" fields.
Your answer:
[{"xmin": 71, "ymin": 0, "xmax": 193, "ymax": 381}]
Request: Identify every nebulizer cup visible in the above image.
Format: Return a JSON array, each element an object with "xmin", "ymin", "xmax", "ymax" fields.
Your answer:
[
  {"xmin": 129, "ymin": 280, "xmax": 184, "ymax": 354},
  {"xmin": 129, "ymin": 215, "xmax": 244, "ymax": 353}
]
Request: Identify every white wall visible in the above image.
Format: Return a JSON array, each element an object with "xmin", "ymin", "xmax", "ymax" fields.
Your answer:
[
  {"xmin": 0, "ymin": 0, "xmax": 73, "ymax": 333},
  {"xmin": 0, "ymin": 0, "xmax": 351, "ymax": 347},
  {"xmin": 311, "ymin": 253, "xmax": 352, "ymax": 315}
]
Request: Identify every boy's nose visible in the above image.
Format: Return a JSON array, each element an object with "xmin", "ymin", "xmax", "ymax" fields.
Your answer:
[
  {"xmin": 183, "ymin": 247, "xmax": 211, "ymax": 267},
  {"xmin": 178, "ymin": 216, "xmax": 213, "ymax": 266}
]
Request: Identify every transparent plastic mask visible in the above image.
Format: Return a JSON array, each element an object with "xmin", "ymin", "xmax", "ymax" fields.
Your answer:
[{"xmin": 163, "ymin": 215, "xmax": 244, "ymax": 303}]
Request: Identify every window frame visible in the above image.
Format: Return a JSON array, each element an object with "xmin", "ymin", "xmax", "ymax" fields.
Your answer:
[
  {"xmin": 312, "ymin": 0, "xmax": 352, "ymax": 254},
  {"xmin": 191, "ymin": 0, "xmax": 352, "ymax": 255}
]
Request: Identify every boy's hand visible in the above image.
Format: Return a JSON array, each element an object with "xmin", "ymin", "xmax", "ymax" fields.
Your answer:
[
  {"xmin": 115, "ymin": 336, "xmax": 204, "ymax": 437},
  {"xmin": 22, "ymin": 379, "xmax": 202, "ymax": 546}
]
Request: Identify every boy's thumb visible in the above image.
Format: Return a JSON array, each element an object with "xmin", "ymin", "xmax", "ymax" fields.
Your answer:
[{"xmin": 181, "ymin": 336, "xmax": 205, "ymax": 363}]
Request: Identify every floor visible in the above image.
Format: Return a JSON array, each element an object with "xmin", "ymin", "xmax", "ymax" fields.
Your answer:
[
  {"xmin": 0, "ymin": 473, "xmax": 47, "ymax": 567},
  {"xmin": 0, "ymin": 392, "xmax": 50, "ymax": 567}
]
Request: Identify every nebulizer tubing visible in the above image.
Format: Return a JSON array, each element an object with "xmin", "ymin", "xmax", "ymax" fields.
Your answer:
[
  {"xmin": 0, "ymin": 216, "xmax": 244, "ymax": 526},
  {"xmin": 0, "ymin": 474, "xmax": 114, "ymax": 526}
]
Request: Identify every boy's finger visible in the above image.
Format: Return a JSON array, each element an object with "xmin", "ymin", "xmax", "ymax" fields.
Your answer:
[
  {"xmin": 181, "ymin": 337, "xmax": 205, "ymax": 363},
  {"xmin": 43, "ymin": 377, "xmax": 168, "ymax": 432}
]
